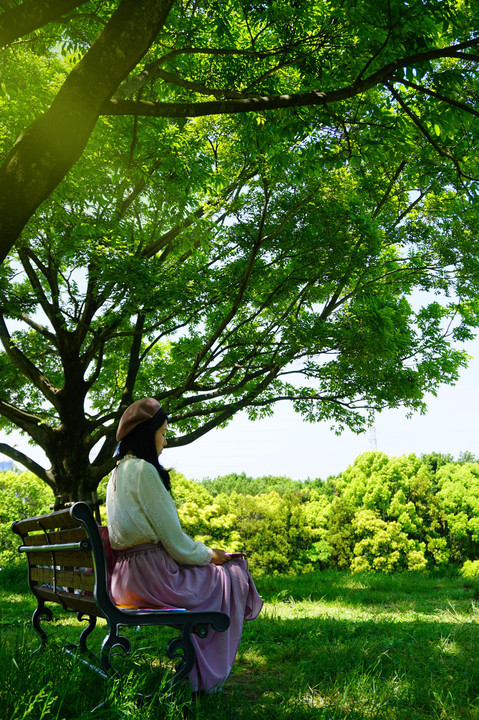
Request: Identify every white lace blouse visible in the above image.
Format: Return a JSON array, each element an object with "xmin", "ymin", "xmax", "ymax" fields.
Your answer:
[{"xmin": 106, "ymin": 456, "xmax": 213, "ymax": 566}]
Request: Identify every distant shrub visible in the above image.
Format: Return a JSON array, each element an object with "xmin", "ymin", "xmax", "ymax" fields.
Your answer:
[
  {"xmin": 435, "ymin": 463, "xmax": 479, "ymax": 562},
  {"xmin": 0, "ymin": 471, "xmax": 54, "ymax": 567},
  {"xmin": 460, "ymin": 560, "xmax": 479, "ymax": 579},
  {"xmin": 200, "ymin": 472, "xmax": 306, "ymax": 496},
  {"xmin": 179, "ymin": 453, "xmax": 479, "ymax": 574}
]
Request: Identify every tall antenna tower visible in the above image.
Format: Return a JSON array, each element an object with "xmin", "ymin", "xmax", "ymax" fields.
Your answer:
[{"xmin": 368, "ymin": 424, "xmax": 377, "ymax": 451}]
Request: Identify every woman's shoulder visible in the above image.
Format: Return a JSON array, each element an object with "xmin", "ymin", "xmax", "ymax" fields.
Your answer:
[
  {"xmin": 117, "ymin": 454, "xmax": 145, "ymax": 466},
  {"xmin": 117, "ymin": 456, "xmax": 173, "ymax": 504},
  {"xmin": 117, "ymin": 455, "xmax": 158, "ymax": 478}
]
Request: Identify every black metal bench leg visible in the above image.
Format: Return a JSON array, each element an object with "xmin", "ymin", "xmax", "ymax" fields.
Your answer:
[
  {"xmin": 166, "ymin": 623, "xmax": 197, "ymax": 689},
  {"xmin": 31, "ymin": 601, "xmax": 53, "ymax": 652},
  {"xmin": 77, "ymin": 613, "xmax": 97, "ymax": 653},
  {"xmin": 100, "ymin": 625, "xmax": 131, "ymax": 675}
]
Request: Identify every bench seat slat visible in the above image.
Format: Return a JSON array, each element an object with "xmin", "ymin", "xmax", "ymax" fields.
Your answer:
[{"xmin": 34, "ymin": 585, "xmax": 105, "ymax": 617}]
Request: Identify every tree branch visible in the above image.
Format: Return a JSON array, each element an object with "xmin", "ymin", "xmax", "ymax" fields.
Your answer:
[
  {"xmin": 113, "ymin": 42, "xmax": 315, "ymax": 99},
  {"xmin": 0, "ymin": 0, "xmax": 89, "ymax": 47},
  {"xmin": 169, "ymin": 187, "xmax": 271, "ymax": 401},
  {"xmin": 147, "ymin": 67, "xmax": 246, "ymax": 99},
  {"xmin": 392, "ymin": 75, "xmax": 479, "ymax": 119},
  {"xmin": 372, "ymin": 160, "xmax": 407, "ymax": 218},
  {"xmin": 102, "ymin": 39, "xmax": 479, "ymax": 119},
  {"xmin": 122, "ymin": 313, "xmax": 145, "ymax": 403},
  {"xmin": 169, "ymin": 362, "xmax": 281, "ymax": 445},
  {"xmin": 142, "ymin": 205, "xmax": 206, "ymax": 258},
  {"xmin": 16, "ymin": 246, "xmax": 66, "ymax": 339},
  {"xmin": 17, "ymin": 312, "xmax": 58, "ymax": 345},
  {"xmin": 385, "ymin": 80, "xmax": 464, "ymax": 175},
  {"xmin": 0, "ymin": 442, "xmax": 50, "ymax": 484},
  {"xmin": 0, "ymin": 314, "xmax": 60, "ymax": 405},
  {"xmin": 0, "ymin": 0, "xmax": 176, "ymax": 264}
]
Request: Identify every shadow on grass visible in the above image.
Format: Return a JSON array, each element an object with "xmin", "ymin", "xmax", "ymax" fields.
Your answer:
[
  {"xmin": 221, "ymin": 608, "xmax": 479, "ymax": 719},
  {"xmin": 5, "ymin": 608, "xmax": 478, "ymax": 720}
]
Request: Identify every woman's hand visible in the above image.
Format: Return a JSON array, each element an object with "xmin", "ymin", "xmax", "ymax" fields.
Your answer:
[{"xmin": 210, "ymin": 548, "xmax": 232, "ymax": 565}]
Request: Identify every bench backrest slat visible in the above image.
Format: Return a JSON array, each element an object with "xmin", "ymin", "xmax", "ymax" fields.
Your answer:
[
  {"xmin": 21, "ymin": 528, "xmax": 88, "ymax": 546},
  {"xmin": 35, "ymin": 585, "xmax": 103, "ymax": 616},
  {"xmin": 30, "ymin": 566, "xmax": 95, "ymax": 591},
  {"xmin": 11, "ymin": 504, "xmax": 109, "ymax": 606},
  {"xmin": 13, "ymin": 509, "xmax": 81, "ymax": 533},
  {"xmin": 23, "ymin": 550, "xmax": 93, "ymax": 566}
]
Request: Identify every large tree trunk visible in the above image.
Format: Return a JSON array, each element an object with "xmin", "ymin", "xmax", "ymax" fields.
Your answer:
[{"xmin": 45, "ymin": 426, "xmax": 99, "ymax": 514}]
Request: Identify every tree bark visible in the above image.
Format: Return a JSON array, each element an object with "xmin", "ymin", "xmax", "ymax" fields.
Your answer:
[{"xmin": 0, "ymin": 0, "xmax": 89, "ymax": 47}]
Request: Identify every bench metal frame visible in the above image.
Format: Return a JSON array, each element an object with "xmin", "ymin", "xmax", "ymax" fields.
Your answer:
[{"xmin": 11, "ymin": 501, "xmax": 230, "ymax": 690}]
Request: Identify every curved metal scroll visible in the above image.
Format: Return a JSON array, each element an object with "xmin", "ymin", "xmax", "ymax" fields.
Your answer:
[
  {"xmin": 100, "ymin": 630, "xmax": 131, "ymax": 675},
  {"xmin": 31, "ymin": 604, "xmax": 53, "ymax": 653},
  {"xmin": 77, "ymin": 612, "xmax": 97, "ymax": 653},
  {"xmin": 166, "ymin": 624, "xmax": 197, "ymax": 687}
]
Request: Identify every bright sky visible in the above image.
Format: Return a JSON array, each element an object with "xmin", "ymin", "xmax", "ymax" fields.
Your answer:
[
  {"xmin": 176, "ymin": 334, "xmax": 479, "ymax": 480},
  {"xmin": 2, "ymin": 335, "xmax": 478, "ymax": 482}
]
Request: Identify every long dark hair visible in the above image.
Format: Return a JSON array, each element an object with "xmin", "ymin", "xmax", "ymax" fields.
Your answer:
[{"xmin": 117, "ymin": 408, "xmax": 171, "ymax": 492}]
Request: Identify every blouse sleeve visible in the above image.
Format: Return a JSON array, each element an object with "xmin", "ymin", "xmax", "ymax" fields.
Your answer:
[{"xmin": 134, "ymin": 461, "xmax": 213, "ymax": 566}]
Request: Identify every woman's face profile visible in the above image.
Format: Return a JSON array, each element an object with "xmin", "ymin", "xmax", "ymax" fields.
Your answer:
[{"xmin": 154, "ymin": 420, "xmax": 168, "ymax": 457}]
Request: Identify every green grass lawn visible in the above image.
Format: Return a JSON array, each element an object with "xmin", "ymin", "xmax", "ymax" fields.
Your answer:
[{"xmin": 1, "ymin": 566, "xmax": 478, "ymax": 719}]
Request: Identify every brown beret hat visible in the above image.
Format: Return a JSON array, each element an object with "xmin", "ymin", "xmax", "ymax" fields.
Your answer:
[{"xmin": 116, "ymin": 397, "xmax": 162, "ymax": 441}]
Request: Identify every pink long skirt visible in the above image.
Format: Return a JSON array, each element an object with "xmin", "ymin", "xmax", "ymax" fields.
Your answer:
[{"xmin": 110, "ymin": 544, "xmax": 263, "ymax": 692}]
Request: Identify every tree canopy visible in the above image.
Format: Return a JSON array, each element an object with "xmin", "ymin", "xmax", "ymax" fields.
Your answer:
[{"xmin": 1, "ymin": 0, "xmax": 479, "ymax": 505}]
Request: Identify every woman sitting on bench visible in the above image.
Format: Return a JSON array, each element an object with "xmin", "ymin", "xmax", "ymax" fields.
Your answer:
[{"xmin": 106, "ymin": 397, "xmax": 263, "ymax": 695}]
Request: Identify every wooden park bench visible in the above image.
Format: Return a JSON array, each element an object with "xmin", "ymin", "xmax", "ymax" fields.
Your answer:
[{"xmin": 11, "ymin": 501, "xmax": 230, "ymax": 696}]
